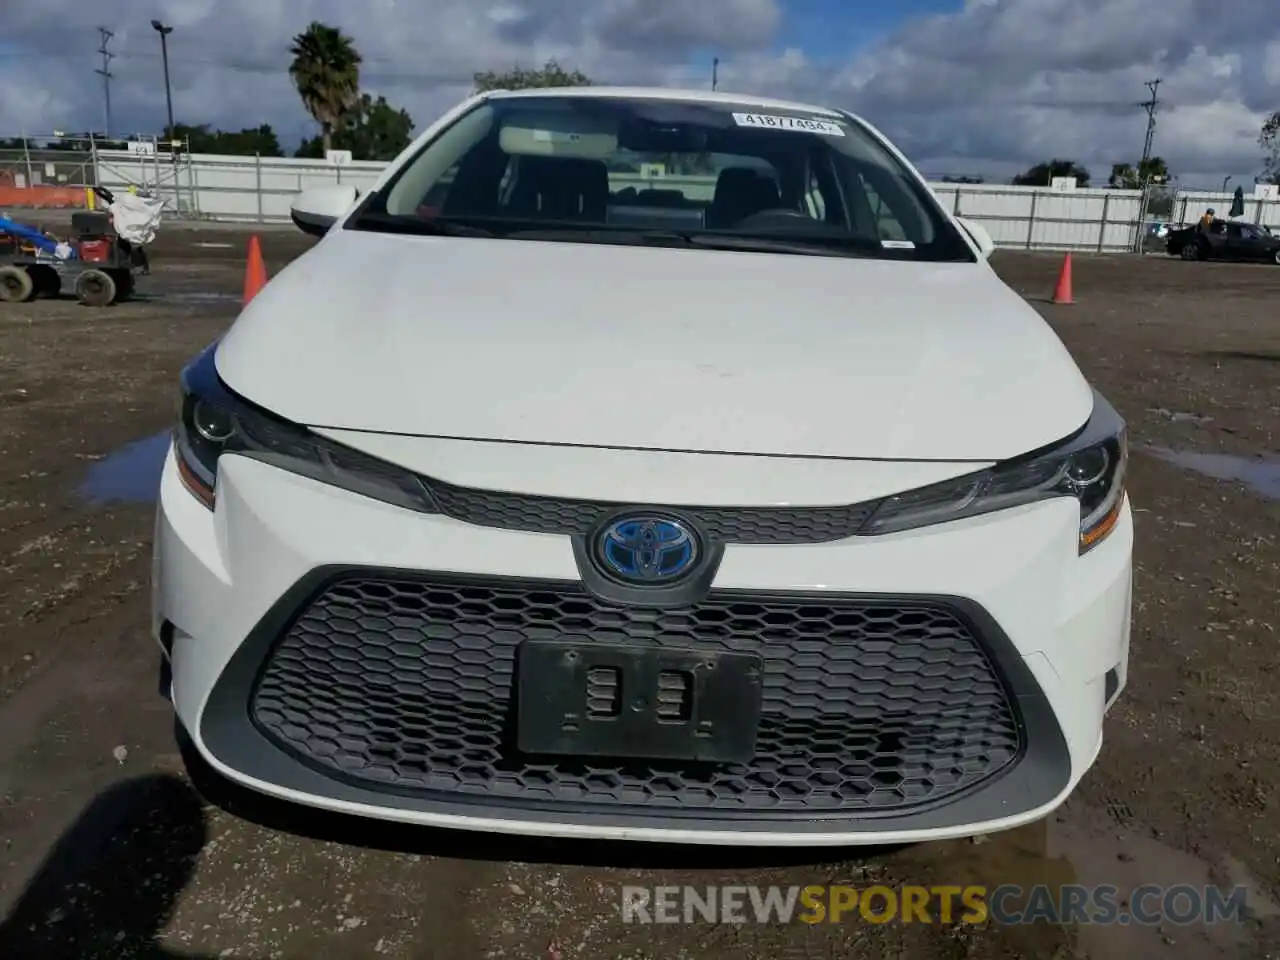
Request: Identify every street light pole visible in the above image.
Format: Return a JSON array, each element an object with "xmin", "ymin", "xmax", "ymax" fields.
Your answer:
[{"xmin": 151, "ymin": 20, "xmax": 175, "ymax": 141}]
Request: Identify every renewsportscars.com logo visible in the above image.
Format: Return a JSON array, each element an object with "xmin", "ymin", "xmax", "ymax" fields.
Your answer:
[{"xmin": 620, "ymin": 884, "xmax": 1251, "ymax": 926}]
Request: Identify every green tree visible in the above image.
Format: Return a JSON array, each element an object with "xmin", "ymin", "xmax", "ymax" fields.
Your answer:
[
  {"xmin": 1261, "ymin": 111, "xmax": 1280, "ymax": 184},
  {"xmin": 289, "ymin": 22, "xmax": 362, "ymax": 155},
  {"xmin": 168, "ymin": 123, "xmax": 283, "ymax": 156},
  {"xmin": 295, "ymin": 94, "xmax": 414, "ymax": 161},
  {"xmin": 473, "ymin": 59, "xmax": 591, "ymax": 93},
  {"xmin": 1107, "ymin": 157, "xmax": 1169, "ymax": 188},
  {"xmin": 1012, "ymin": 159, "xmax": 1091, "ymax": 187}
]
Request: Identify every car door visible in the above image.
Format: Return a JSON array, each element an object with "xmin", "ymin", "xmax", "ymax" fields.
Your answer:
[
  {"xmin": 1236, "ymin": 225, "xmax": 1271, "ymax": 262},
  {"xmin": 1198, "ymin": 219, "xmax": 1227, "ymax": 258},
  {"xmin": 1225, "ymin": 223, "xmax": 1258, "ymax": 261},
  {"xmin": 1223, "ymin": 222, "xmax": 1249, "ymax": 260}
]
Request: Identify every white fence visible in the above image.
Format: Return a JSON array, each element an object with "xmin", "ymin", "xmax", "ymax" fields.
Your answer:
[
  {"xmin": 1168, "ymin": 191, "xmax": 1280, "ymax": 230},
  {"xmin": 92, "ymin": 148, "xmax": 1275, "ymax": 253},
  {"xmin": 930, "ymin": 182, "xmax": 1143, "ymax": 253},
  {"xmin": 95, "ymin": 150, "xmax": 386, "ymax": 222}
]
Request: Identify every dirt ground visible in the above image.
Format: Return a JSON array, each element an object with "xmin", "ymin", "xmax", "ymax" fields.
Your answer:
[{"xmin": 0, "ymin": 228, "xmax": 1278, "ymax": 960}]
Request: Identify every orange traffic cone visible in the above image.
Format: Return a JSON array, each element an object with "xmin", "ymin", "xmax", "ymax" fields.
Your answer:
[
  {"xmin": 1051, "ymin": 253, "xmax": 1073, "ymax": 305},
  {"xmin": 243, "ymin": 235, "xmax": 267, "ymax": 305}
]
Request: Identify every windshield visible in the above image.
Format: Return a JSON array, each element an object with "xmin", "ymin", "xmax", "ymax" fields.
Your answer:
[{"xmin": 348, "ymin": 94, "xmax": 976, "ymax": 262}]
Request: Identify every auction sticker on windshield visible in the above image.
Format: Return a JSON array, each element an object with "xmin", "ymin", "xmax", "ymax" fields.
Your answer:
[{"xmin": 732, "ymin": 113, "xmax": 846, "ymax": 136}]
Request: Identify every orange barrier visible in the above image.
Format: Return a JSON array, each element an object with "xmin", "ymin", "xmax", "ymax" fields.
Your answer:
[
  {"xmin": 1052, "ymin": 253, "xmax": 1073, "ymax": 305},
  {"xmin": 243, "ymin": 236, "xmax": 267, "ymax": 305},
  {"xmin": 0, "ymin": 185, "xmax": 90, "ymax": 209}
]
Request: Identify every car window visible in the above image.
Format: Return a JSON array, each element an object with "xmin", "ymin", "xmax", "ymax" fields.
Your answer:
[
  {"xmin": 357, "ymin": 96, "xmax": 975, "ymax": 263},
  {"xmin": 859, "ymin": 175, "xmax": 910, "ymax": 242},
  {"xmin": 803, "ymin": 168, "xmax": 826, "ymax": 221},
  {"xmin": 1227, "ymin": 223, "xmax": 1242, "ymax": 239}
]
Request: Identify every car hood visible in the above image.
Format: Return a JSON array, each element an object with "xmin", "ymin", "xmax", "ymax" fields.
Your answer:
[{"xmin": 215, "ymin": 230, "xmax": 1093, "ymax": 461}]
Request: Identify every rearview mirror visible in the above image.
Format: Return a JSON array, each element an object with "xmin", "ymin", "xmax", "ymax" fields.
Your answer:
[
  {"xmin": 291, "ymin": 184, "xmax": 359, "ymax": 238},
  {"xmin": 955, "ymin": 216, "xmax": 995, "ymax": 259}
]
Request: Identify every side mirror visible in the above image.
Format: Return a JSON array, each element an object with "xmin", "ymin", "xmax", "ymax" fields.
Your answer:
[
  {"xmin": 956, "ymin": 216, "xmax": 995, "ymax": 260},
  {"xmin": 290, "ymin": 184, "xmax": 359, "ymax": 238}
]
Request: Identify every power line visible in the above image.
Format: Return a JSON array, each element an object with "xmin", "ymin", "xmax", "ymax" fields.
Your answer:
[{"xmin": 95, "ymin": 27, "xmax": 115, "ymax": 136}]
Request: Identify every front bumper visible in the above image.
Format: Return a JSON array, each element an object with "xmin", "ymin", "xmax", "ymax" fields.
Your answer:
[{"xmin": 153, "ymin": 446, "xmax": 1132, "ymax": 845}]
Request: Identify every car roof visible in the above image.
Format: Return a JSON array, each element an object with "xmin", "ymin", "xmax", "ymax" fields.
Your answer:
[{"xmin": 483, "ymin": 85, "xmax": 852, "ymax": 121}]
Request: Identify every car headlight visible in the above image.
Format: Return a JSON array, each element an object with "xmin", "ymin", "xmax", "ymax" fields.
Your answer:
[
  {"xmin": 173, "ymin": 342, "xmax": 437, "ymax": 513},
  {"xmin": 860, "ymin": 390, "xmax": 1127, "ymax": 554}
]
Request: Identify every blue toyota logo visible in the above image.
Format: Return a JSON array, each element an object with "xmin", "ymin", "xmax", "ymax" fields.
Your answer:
[{"xmin": 597, "ymin": 516, "xmax": 699, "ymax": 584}]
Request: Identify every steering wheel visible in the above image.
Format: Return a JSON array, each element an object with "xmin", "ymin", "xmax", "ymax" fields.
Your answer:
[{"xmin": 734, "ymin": 208, "xmax": 816, "ymax": 229}]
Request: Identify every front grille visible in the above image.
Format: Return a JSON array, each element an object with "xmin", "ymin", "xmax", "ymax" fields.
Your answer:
[
  {"xmin": 249, "ymin": 574, "xmax": 1024, "ymax": 816},
  {"xmin": 423, "ymin": 475, "xmax": 880, "ymax": 544}
]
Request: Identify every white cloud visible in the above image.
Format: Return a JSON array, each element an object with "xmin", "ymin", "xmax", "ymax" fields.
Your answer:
[
  {"xmin": 1, "ymin": 0, "xmax": 1276, "ymax": 184},
  {"xmin": 1265, "ymin": 41, "xmax": 1280, "ymax": 86}
]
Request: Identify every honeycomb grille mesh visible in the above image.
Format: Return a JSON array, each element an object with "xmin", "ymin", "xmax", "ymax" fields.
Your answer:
[
  {"xmin": 423, "ymin": 476, "xmax": 879, "ymax": 544},
  {"xmin": 249, "ymin": 575, "xmax": 1023, "ymax": 816}
]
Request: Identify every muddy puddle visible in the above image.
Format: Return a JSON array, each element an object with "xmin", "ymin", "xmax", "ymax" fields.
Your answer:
[
  {"xmin": 132, "ymin": 290, "xmax": 241, "ymax": 305},
  {"xmin": 895, "ymin": 801, "xmax": 1274, "ymax": 957},
  {"xmin": 1146, "ymin": 407, "xmax": 1213, "ymax": 425},
  {"xmin": 1143, "ymin": 447, "xmax": 1280, "ymax": 500},
  {"xmin": 78, "ymin": 432, "xmax": 169, "ymax": 504}
]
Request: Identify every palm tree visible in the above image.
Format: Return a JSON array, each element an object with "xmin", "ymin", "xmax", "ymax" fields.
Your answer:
[{"xmin": 288, "ymin": 22, "xmax": 362, "ymax": 155}]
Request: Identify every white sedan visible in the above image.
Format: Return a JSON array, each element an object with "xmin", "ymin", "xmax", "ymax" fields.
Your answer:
[{"xmin": 152, "ymin": 85, "xmax": 1132, "ymax": 846}]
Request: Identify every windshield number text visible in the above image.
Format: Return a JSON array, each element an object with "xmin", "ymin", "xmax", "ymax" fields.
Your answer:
[{"xmin": 732, "ymin": 113, "xmax": 846, "ymax": 137}]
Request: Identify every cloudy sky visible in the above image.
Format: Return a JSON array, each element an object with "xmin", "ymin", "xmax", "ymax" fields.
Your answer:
[{"xmin": 2, "ymin": 0, "xmax": 1278, "ymax": 186}]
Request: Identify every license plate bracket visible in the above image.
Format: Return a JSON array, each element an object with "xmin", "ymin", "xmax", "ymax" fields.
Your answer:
[{"xmin": 516, "ymin": 641, "xmax": 763, "ymax": 764}]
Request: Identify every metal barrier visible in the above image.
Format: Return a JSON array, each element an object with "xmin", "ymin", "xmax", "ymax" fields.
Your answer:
[
  {"xmin": 0, "ymin": 143, "xmax": 97, "ymax": 208},
  {"xmin": 94, "ymin": 143, "xmax": 199, "ymax": 217},
  {"xmin": 94, "ymin": 150, "xmax": 1156, "ymax": 252},
  {"xmin": 9, "ymin": 134, "xmax": 1233, "ymax": 255},
  {"xmin": 929, "ymin": 183, "xmax": 1144, "ymax": 253},
  {"xmin": 98, "ymin": 151, "xmax": 387, "ymax": 223},
  {"xmin": 1168, "ymin": 190, "xmax": 1280, "ymax": 231}
]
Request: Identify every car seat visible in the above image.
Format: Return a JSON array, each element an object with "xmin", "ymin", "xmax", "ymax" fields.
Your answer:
[
  {"xmin": 506, "ymin": 157, "xmax": 610, "ymax": 221},
  {"xmin": 707, "ymin": 168, "xmax": 782, "ymax": 228}
]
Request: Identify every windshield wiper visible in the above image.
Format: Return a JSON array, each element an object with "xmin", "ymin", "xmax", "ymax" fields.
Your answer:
[
  {"xmin": 349, "ymin": 213, "xmax": 493, "ymax": 238},
  {"xmin": 674, "ymin": 232, "xmax": 877, "ymax": 258},
  {"xmin": 503, "ymin": 225, "xmax": 875, "ymax": 258}
]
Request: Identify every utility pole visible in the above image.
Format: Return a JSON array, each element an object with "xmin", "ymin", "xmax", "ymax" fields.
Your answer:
[
  {"xmin": 95, "ymin": 27, "xmax": 115, "ymax": 137},
  {"xmin": 1133, "ymin": 78, "xmax": 1162, "ymax": 253},
  {"xmin": 151, "ymin": 21, "xmax": 176, "ymax": 141},
  {"xmin": 1137, "ymin": 78, "xmax": 1161, "ymax": 178},
  {"xmin": 712, "ymin": 57, "xmax": 719, "ymax": 92}
]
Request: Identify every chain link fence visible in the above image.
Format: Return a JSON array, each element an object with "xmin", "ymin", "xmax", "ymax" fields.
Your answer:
[
  {"xmin": 0, "ymin": 137, "xmax": 98, "ymax": 208},
  {"xmin": 0, "ymin": 134, "xmax": 199, "ymax": 215}
]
